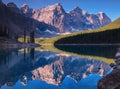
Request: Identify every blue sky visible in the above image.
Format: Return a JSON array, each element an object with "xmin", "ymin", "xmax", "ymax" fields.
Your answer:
[{"xmin": 3, "ymin": 0, "xmax": 120, "ymax": 21}]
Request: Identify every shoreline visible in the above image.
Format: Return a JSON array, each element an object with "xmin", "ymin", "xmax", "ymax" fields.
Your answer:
[
  {"xmin": 0, "ymin": 37, "xmax": 40, "ymax": 49},
  {"xmin": 0, "ymin": 43, "xmax": 40, "ymax": 49}
]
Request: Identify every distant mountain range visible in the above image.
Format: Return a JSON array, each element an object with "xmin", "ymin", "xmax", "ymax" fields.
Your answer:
[
  {"xmin": 20, "ymin": 3, "xmax": 111, "ymax": 33},
  {"xmin": 0, "ymin": 1, "xmax": 111, "ymax": 38}
]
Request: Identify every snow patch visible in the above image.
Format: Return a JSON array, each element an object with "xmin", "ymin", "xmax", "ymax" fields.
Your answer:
[{"xmin": 44, "ymin": 29, "xmax": 55, "ymax": 34}]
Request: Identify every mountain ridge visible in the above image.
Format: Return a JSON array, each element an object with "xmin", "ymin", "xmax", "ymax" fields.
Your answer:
[
  {"xmin": 19, "ymin": 2, "xmax": 111, "ymax": 33},
  {"xmin": 0, "ymin": 1, "xmax": 112, "ymax": 39}
]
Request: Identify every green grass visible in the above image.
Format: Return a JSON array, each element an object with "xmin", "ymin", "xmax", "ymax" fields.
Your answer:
[
  {"xmin": 18, "ymin": 36, "xmax": 30, "ymax": 43},
  {"xmin": 35, "ymin": 18, "xmax": 120, "ymax": 64},
  {"xmin": 35, "ymin": 45, "xmax": 114, "ymax": 64},
  {"xmin": 36, "ymin": 18, "xmax": 120, "ymax": 45}
]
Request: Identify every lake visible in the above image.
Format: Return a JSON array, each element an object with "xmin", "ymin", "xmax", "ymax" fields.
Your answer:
[{"xmin": 0, "ymin": 45, "xmax": 119, "ymax": 89}]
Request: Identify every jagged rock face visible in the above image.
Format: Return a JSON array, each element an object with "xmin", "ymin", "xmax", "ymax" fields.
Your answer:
[
  {"xmin": 0, "ymin": 1, "xmax": 35, "ymax": 39},
  {"xmin": 21, "ymin": 4, "xmax": 34, "ymax": 17},
  {"xmin": 32, "ymin": 3, "xmax": 68, "ymax": 32},
  {"xmin": 0, "ymin": 1, "xmax": 59, "ymax": 38},
  {"xmin": 4, "ymin": 2, "xmax": 111, "ymax": 34},
  {"xmin": 69, "ymin": 7, "xmax": 111, "ymax": 29},
  {"xmin": 68, "ymin": 7, "xmax": 92, "ymax": 30},
  {"xmin": 24, "ymin": 3, "xmax": 111, "ymax": 33},
  {"xmin": 97, "ymin": 12, "xmax": 111, "ymax": 27},
  {"xmin": 2, "ymin": 1, "xmax": 111, "ymax": 37}
]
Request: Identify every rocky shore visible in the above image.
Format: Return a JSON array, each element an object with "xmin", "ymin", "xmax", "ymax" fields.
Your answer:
[
  {"xmin": 98, "ymin": 48, "xmax": 120, "ymax": 89},
  {"xmin": 0, "ymin": 43, "xmax": 39, "ymax": 49},
  {"xmin": 0, "ymin": 38, "xmax": 40, "ymax": 49}
]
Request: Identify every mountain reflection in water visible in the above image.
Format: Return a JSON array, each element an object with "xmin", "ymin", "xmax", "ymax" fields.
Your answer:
[{"xmin": 0, "ymin": 47, "xmax": 115, "ymax": 89}]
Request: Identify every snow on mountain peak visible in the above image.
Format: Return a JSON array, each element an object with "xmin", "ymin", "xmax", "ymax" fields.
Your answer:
[
  {"xmin": 19, "ymin": 3, "xmax": 111, "ymax": 34},
  {"xmin": 72, "ymin": 6, "xmax": 87, "ymax": 15},
  {"xmin": 21, "ymin": 4, "xmax": 29, "ymax": 9},
  {"xmin": 43, "ymin": 3, "xmax": 63, "ymax": 11}
]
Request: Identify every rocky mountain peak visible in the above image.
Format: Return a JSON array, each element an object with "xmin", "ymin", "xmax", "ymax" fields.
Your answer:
[
  {"xmin": 97, "ymin": 12, "xmax": 108, "ymax": 19},
  {"xmin": 70, "ymin": 6, "xmax": 87, "ymax": 16},
  {"xmin": 6, "ymin": 2, "xmax": 17, "ymax": 7},
  {"xmin": 47, "ymin": 3, "xmax": 63, "ymax": 9},
  {"xmin": 52, "ymin": 3, "xmax": 62, "ymax": 8},
  {"xmin": 4, "ymin": 2, "xmax": 111, "ymax": 35},
  {"xmin": 32, "ymin": 3, "xmax": 66, "ymax": 32},
  {"xmin": 40, "ymin": 3, "xmax": 65, "ymax": 14},
  {"xmin": 98, "ymin": 12, "xmax": 104, "ymax": 14},
  {"xmin": 31, "ymin": 3, "xmax": 111, "ymax": 33},
  {"xmin": 20, "ymin": 4, "xmax": 33, "ymax": 16},
  {"xmin": 21, "ymin": 4, "xmax": 29, "ymax": 9},
  {"xmin": 73, "ymin": 6, "xmax": 82, "ymax": 12},
  {"xmin": 6, "ymin": 2, "xmax": 20, "ymax": 14},
  {"xmin": 97, "ymin": 12, "xmax": 111, "ymax": 25}
]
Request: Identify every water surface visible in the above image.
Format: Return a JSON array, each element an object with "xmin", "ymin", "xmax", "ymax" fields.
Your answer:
[{"xmin": 0, "ymin": 45, "xmax": 118, "ymax": 89}]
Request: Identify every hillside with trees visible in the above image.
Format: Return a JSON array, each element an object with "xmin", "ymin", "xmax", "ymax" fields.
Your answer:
[{"xmin": 54, "ymin": 18, "xmax": 120, "ymax": 45}]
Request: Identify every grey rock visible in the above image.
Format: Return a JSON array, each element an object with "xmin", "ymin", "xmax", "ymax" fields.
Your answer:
[{"xmin": 21, "ymin": 3, "xmax": 111, "ymax": 33}]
